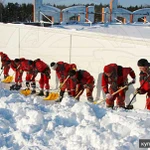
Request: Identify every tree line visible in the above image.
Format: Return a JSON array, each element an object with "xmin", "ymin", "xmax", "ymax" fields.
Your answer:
[{"xmin": 0, "ymin": 2, "xmax": 149, "ymax": 23}]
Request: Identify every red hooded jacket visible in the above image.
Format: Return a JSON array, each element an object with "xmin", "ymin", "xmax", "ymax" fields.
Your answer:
[
  {"xmin": 55, "ymin": 61, "xmax": 77, "ymax": 83},
  {"xmin": 102, "ymin": 63, "xmax": 136, "ymax": 94}
]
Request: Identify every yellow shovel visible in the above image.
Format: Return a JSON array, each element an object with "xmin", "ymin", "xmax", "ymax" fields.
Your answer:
[
  {"xmin": 44, "ymin": 92, "xmax": 59, "ymax": 100},
  {"xmin": 44, "ymin": 75, "xmax": 70, "ymax": 101},
  {"xmin": 2, "ymin": 75, "xmax": 13, "ymax": 83},
  {"xmin": 20, "ymin": 88, "xmax": 31, "ymax": 96},
  {"xmin": 2, "ymin": 65, "xmax": 21, "ymax": 83}
]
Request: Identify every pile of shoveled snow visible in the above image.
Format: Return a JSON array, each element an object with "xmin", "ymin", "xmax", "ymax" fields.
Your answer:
[{"xmin": 0, "ymin": 86, "xmax": 149, "ymax": 149}]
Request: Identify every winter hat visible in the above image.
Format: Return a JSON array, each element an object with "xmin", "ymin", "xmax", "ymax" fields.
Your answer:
[
  {"xmin": 0, "ymin": 52, "xmax": 3, "ymax": 56},
  {"xmin": 50, "ymin": 62, "xmax": 56, "ymax": 67},
  {"xmin": 69, "ymin": 70, "xmax": 76, "ymax": 76},
  {"xmin": 50, "ymin": 62, "xmax": 57, "ymax": 70},
  {"xmin": 137, "ymin": 59, "xmax": 149, "ymax": 66},
  {"xmin": 28, "ymin": 60, "xmax": 34, "ymax": 65},
  {"xmin": 14, "ymin": 58, "xmax": 20, "ymax": 63},
  {"xmin": 104, "ymin": 65, "xmax": 114, "ymax": 74}
]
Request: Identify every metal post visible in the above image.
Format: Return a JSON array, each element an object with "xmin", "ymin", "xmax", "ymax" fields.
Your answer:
[
  {"xmin": 69, "ymin": 34, "xmax": 72, "ymax": 63},
  {"xmin": 18, "ymin": 28, "xmax": 20, "ymax": 57}
]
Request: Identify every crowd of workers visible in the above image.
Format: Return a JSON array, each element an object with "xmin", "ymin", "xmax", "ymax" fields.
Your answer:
[{"xmin": 0, "ymin": 52, "xmax": 150, "ymax": 110}]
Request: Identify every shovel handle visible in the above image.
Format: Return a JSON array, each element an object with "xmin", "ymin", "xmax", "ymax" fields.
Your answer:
[
  {"xmin": 60, "ymin": 75, "xmax": 70, "ymax": 89},
  {"xmin": 112, "ymin": 81, "xmax": 134, "ymax": 96},
  {"xmin": 75, "ymin": 90, "xmax": 82, "ymax": 99},
  {"xmin": 94, "ymin": 81, "xmax": 134, "ymax": 105}
]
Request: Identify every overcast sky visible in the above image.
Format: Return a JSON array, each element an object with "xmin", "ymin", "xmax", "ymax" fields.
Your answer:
[{"xmin": 4, "ymin": 0, "xmax": 150, "ymax": 7}]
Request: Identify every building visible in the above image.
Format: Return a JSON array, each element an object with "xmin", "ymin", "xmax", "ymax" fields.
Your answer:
[
  {"xmin": 33, "ymin": 0, "xmax": 94, "ymax": 24},
  {"xmin": 33, "ymin": 0, "xmax": 150, "ymax": 25},
  {"xmin": 102, "ymin": 0, "xmax": 150, "ymax": 24},
  {"xmin": 33, "ymin": 0, "xmax": 60, "ymax": 24}
]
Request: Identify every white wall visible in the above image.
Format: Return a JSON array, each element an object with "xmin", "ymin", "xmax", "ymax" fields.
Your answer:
[{"xmin": 0, "ymin": 23, "xmax": 150, "ymax": 109}]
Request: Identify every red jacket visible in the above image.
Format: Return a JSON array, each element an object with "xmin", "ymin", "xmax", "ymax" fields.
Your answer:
[
  {"xmin": 0, "ymin": 53, "xmax": 10, "ymax": 67},
  {"xmin": 75, "ymin": 70, "xmax": 94, "ymax": 85},
  {"xmin": 69, "ymin": 70, "xmax": 94, "ymax": 97},
  {"xmin": 102, "ymin": 63, "xmax": 136, "ymax": 94},
  {"xmin": 55, "ymin": 61, "xmax": 77, "ymax": 83},
  {"xmin": 20, "ymin": 59, "xmax": 34, "ymax": 72},
  {"xmin": 10, "ymin": 58, "xmax": 25, "ymax": 71},
  {"xmin": 138, "ymin": 71, "xmax": 150, "ymax": 94},
  {"xmin": 34, "ymin": 59, "xmax": 51, "ymax": 78},
  {"xmin": 34, "ymin": 59, "xmax": 50, "ymax": 72}
]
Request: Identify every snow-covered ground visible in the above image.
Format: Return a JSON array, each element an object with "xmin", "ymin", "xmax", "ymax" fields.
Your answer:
[
  {"xmin": 54, "ymin": 22, "xmax": 150, "ymax": 39},
  {"xmin": 0, "ymin": 85, "xmax": 150, "ymax": 150},
  {"xmin": 0, "ymin": 22, "xmax": 150, "ymax": 149}
]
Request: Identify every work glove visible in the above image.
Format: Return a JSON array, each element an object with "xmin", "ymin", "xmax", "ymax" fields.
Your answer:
[
  {"xmin": 1, "ymin": 65, "xmax": 3, "ymax": 70},
  {"xmin": 26, "ymin": 81, "xmax": 30, "ymax": 88},
  {"xmin": 84, "ymin": 84, "xmax": 90, "ymax": 89},
  {"xmin": 132, "ymin": 78, "xmax": 136, "ymax": 84},
  {"xmin": 59, "ymin": 83, "xmax": 62, "ymax": 89},
  {"xmin": 83, "ymin": 84, "xmax": 88, "ymax": 88},
  {"xmin": 56, "ymin": 90, "xmax": 65, "ymax": 102},
  {"xmin": 31, "ymin": 82, "xmax": 36, "ymax": 89},
  {"xmin": 106, "ymin": 93, "xmax": 113, "ymax": 99},
  {"xmin": 135, "ymin": 88, "xmax": 141, "ymax": 94}
]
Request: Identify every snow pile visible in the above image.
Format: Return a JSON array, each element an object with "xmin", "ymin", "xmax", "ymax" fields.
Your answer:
[{"xmin": 0, "ymin": 87, "xmax": 149, "ymax": 149}]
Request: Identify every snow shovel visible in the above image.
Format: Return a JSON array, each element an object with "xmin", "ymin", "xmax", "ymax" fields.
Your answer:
[
  {"xmin": 44, "ymin": 92, "xmax": 59, "ymax": 100},
  {"xmin": 0, "ymin": 68, "xmax": 12, "ymax": 83},
  {"xmin": 20, "ymin": 88, "xmax": 31, "ymax": 96},
  {"xmin": 44, "ymin": 75, "xmax": 70, "ymax": 100},
  {"xmin": 2, "ymin": 75, "xmax": 13, "ymax": 83},
  {"xmin": 2, "ymin": 65, "xmax": 20, "ymax": 83},
  {"xmin": 93, "ymin": 81, "xmax": 134, "ymax": 105}
]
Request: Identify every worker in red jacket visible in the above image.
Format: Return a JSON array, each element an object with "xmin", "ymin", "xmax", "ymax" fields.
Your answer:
[
  {"xmin": 0, "ymin": 52, "xmax": 11, "ymax": 78},
  {"xmin": 33, "ymin": 59, "xmax": 51, "ymax": 97},
  {"xmin": 136, "ymin": 58, "xmax": 150, "ymax": 110},
  {"xmin": 22, "ymin": 60, "xmax": 37, "ymax": 94},
  {"xmin": 11, "ymin": 59, "xmax": 37, "ymax": 93},
  {"xmin": 68, "ymin": 69, "xmax": 95, "ymax": 102},
  {"xmin": 101, "ymin": 63, "xmax": 136, "ymax": 108},
  {"xmin": 50, "ymin": 61, "xmax": 77, "ymax": 102},
  {"xmin": 10, "ymin": 58, "xmax": 25, "ymax": 90}
]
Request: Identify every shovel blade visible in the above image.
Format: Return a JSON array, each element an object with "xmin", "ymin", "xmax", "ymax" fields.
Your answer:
[
  {"xmin": 20, "ymin": 89, "xmax": 31, "ymax": 96},
  {"xmin": 125, "ymin": 105, "xmax": 134, "ymax": 110},
  {"xmin": 44, "ymin": 92, "xmax": 59, "ymax": 100},
  {"xmin": 2, "ymin": 76, "xmax": 13, "ymax": 83}
]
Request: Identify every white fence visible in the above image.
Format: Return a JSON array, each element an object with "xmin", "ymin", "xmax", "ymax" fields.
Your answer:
[{"xmin": 0, "ymin": 23, "xmax": 150, "ymax": 109}]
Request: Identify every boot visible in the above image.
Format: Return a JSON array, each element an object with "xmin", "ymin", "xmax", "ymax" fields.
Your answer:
[
  {"xmin": 15, "ymin": 84, "xmax": 22, "ymax": 90},
  {"xmin": 45, "ymin": 91, "xmax": 49, "ymax": 97},
  {"xmin": 10, "ymin": 84, "xmax": 21, "ymax": 91},
  {"xmin": 31, "ymin": 82, "xmax": 36, "ymax": 89},
  {"xmin": 87, "ymin": 96, "xmax": 94, "ymax": 103},
  {"xmin": 37, "ymin": 90, "xmax": 44, "ymax": 96},
  {"xmin": 26, "ymin": 81, "xmax": 30, "ymax": 88},
  {"xmin": 56, "ymin": 90, "xmax": 65, "ymax": 102},
  {"xmin": 31, "ymin": 89, "xmax": 36, "ymax": 94},
  {"xmin": 4, "ymin": 75, "xmax": 8, "ymax": 79},
  {"xmin": 10, "ymin": 84, "xmax": 16, "ymax": 90},
  {"xmin": 31, "ymin": 82, "xmax": 36, "ymax": 94}
]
